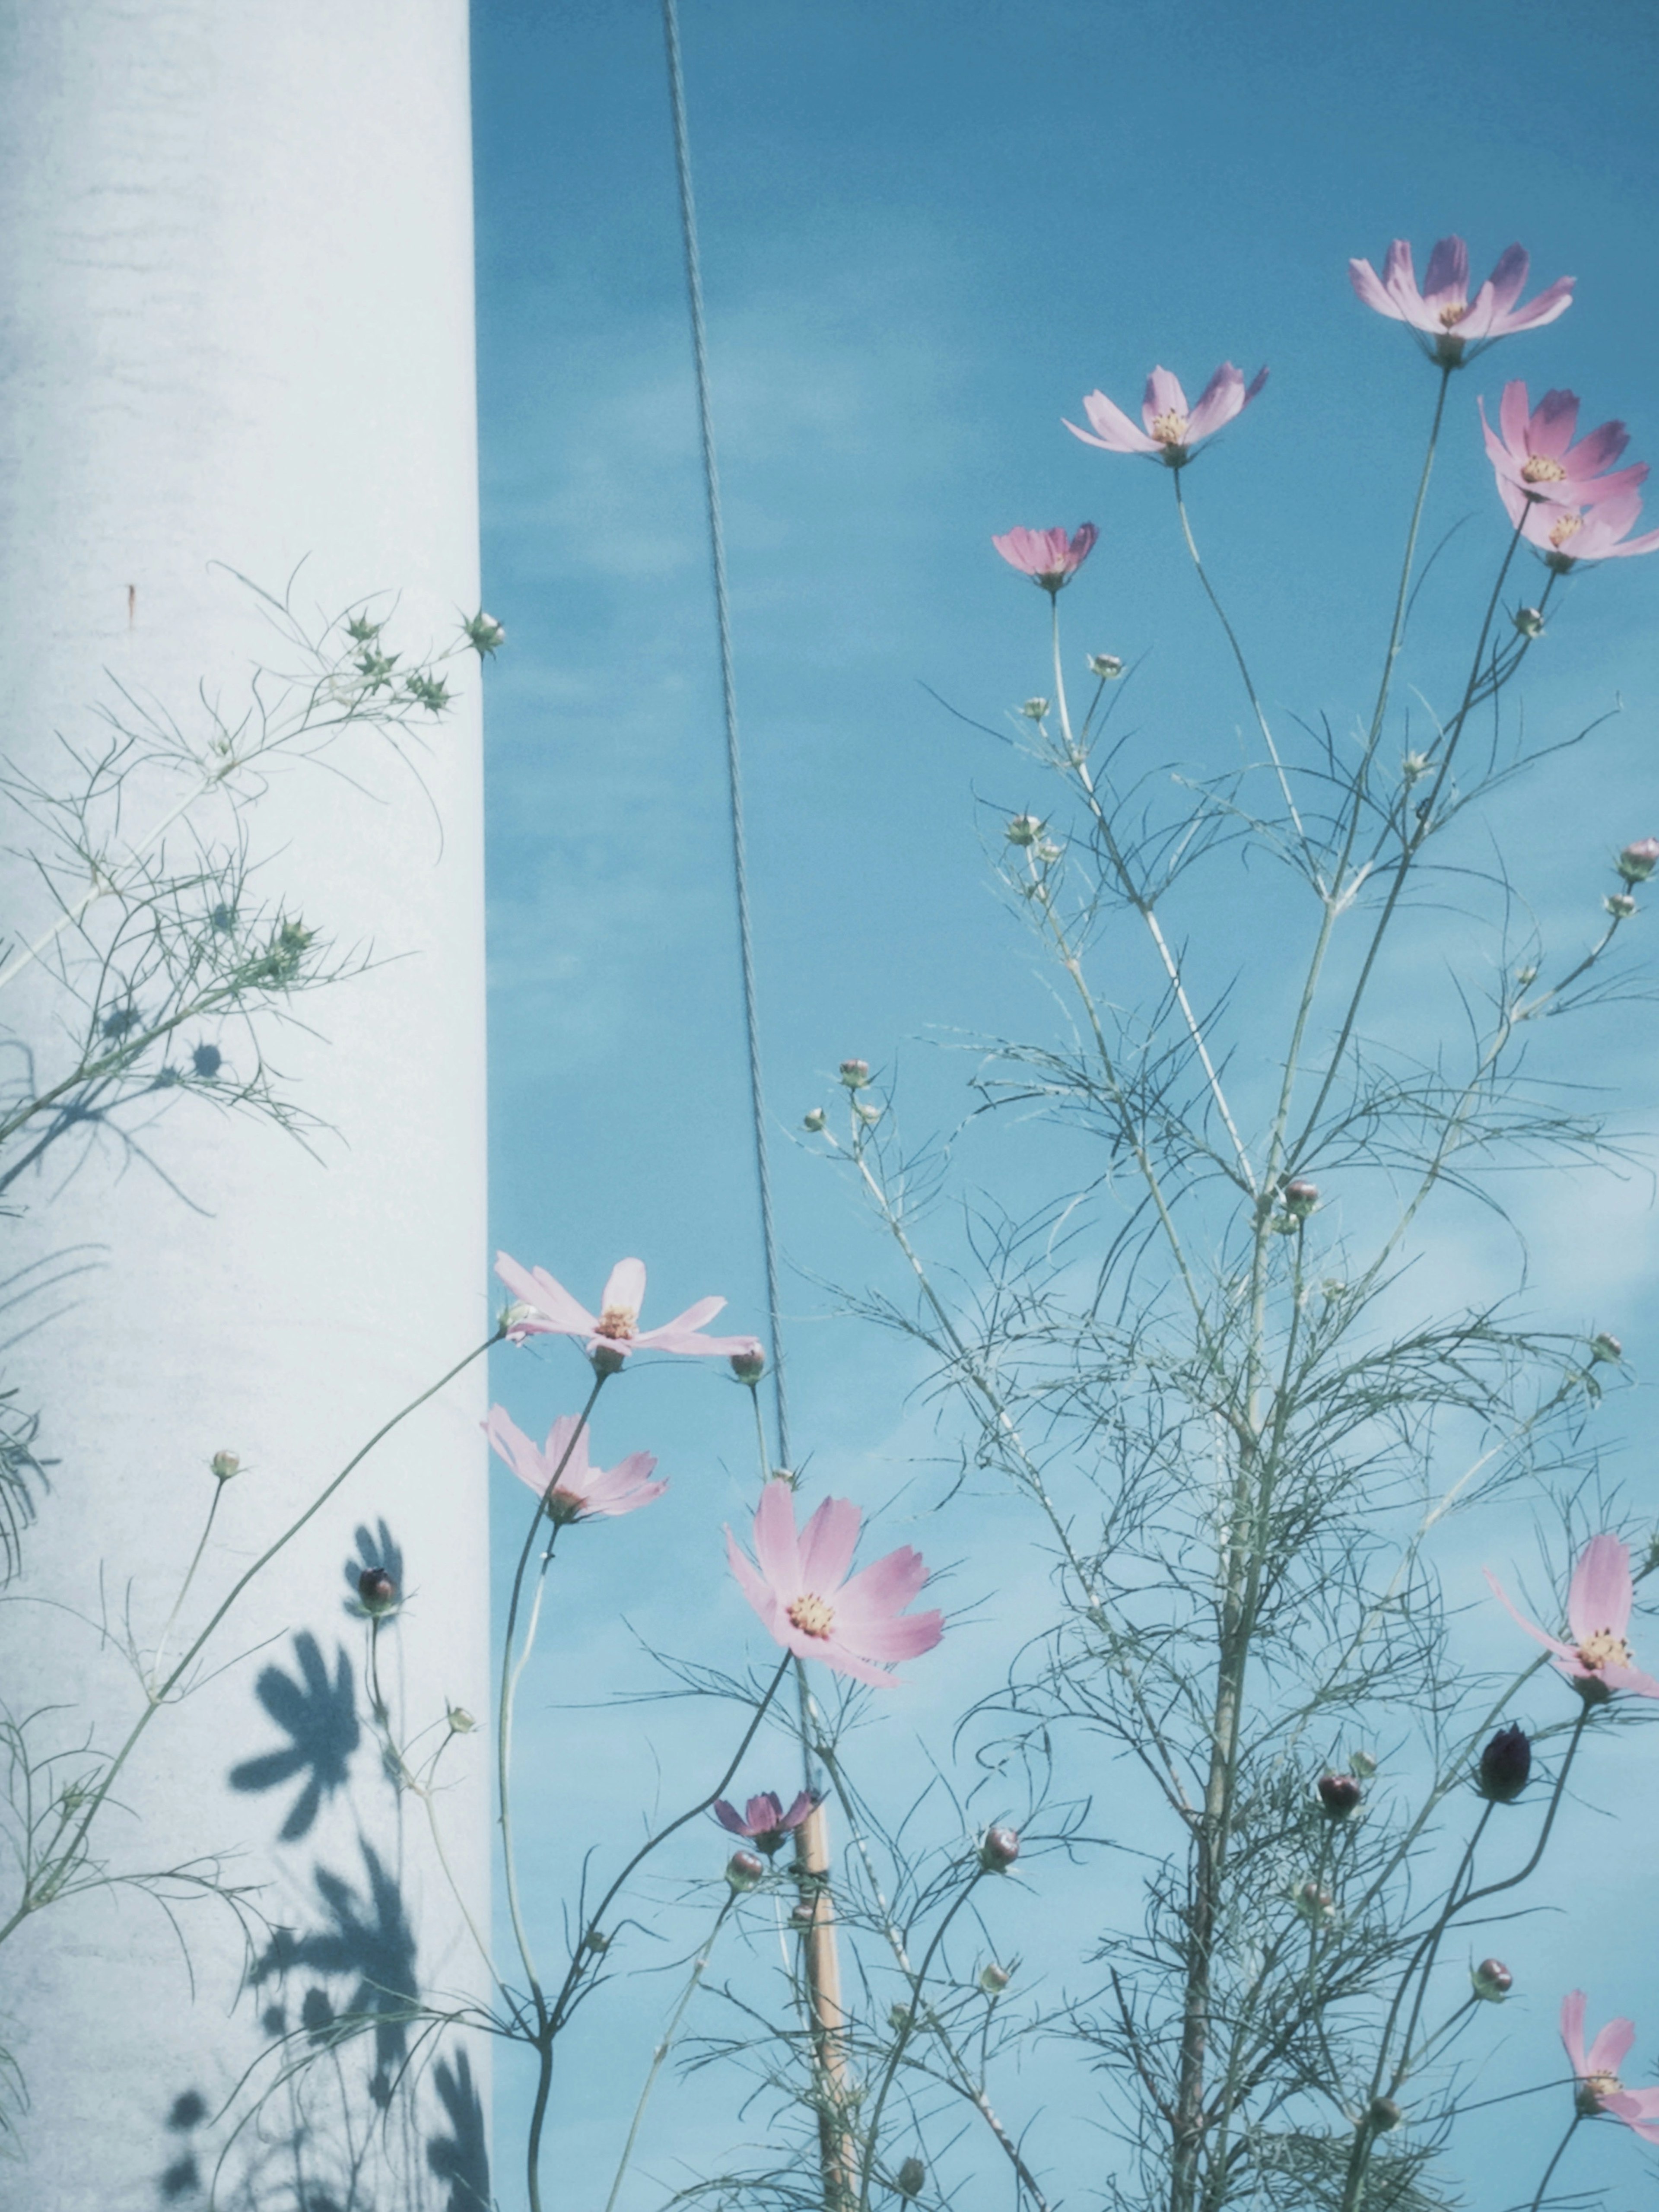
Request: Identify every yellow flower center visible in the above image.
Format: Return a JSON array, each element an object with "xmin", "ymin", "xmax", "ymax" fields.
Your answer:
[
  {"xmin": 594, "ymin": 1304, "xmax": 638, "ymax": 1340},
  {"xmin": 1438, "ymin": 300, "xmax": 1469, "ymax": 329},
  {"xmin": 1577, "ymin": 1627, "xmax": 1633, "ymax": 1672},
  {"xmin": 1521, "ymin": 454, "xmax": 1569, "ymax": 484},
  {"xmin": 1150, "ymin": 410, "xmax": 1189, "ymax": 445},
  {"xmin": 1548, "ymin": 512, "xmax": 1584, "ymax": 549},
  {"xmin": 788, "ymin": 1592, "xmax": 836, "ymax": 1638},
  {"xmin": 1586, "ymin": 2070, "xmax": 1622, "ymax": 2100}
]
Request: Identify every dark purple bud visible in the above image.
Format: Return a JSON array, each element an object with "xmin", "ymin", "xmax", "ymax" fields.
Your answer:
[
  {"xmin": 1590, "ymin": 1332, "xmax": 1622, "ymax": 1365},
  {"xmin": 1368, "ymin": 2095, "xmax": 1403, "ymax": 2133},
  {"xmin": 357, "ymin": 1567, "xmax": 398, "ymax": 1616},
  {"xmin": 1477, "ymin": 1724, "xmax": 1531, "ymax": 1803},
  {"xmin": 1317, "ymin": 1773, "xmax": 1362, "ymax": 1820},
  {"xmin": 1283, "ymin": 1179, "xmax": 1319, "ymax": 1219},
  {"xmin": 980, "ymin": 1825, "xmax": 1020, "ymax": 1871},
  {"xmin": 790, "ymin": 1898, "xmax": 816, "ymax": 1926},
  {"xmin": 1618, "ymin": 837, "xmax": 1659, "ymax": 884},
  {"xmin": 725, "ymin": 1850, "xmax": 764, "ymax": 1892},
  {"xmin": 1471, "ymin": 1958, "xmax": 1512, "ymax": 2002},
  {"xmin": 729, "ymin": 1343, "xmax": 767, "ymax": 1385},
  {"xmin": 896, "ymin": 2157, "xmax": 926, "ymax": 2199}
]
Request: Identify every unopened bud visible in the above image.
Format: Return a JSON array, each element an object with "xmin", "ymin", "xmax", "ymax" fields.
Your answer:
[
  {"xmin": 1005, "ymin": 814, "xmax": 1043, "ymax": 847},
  {"xmin": 980, "ymin": 1825, "xmax": 1020, "ymax": 1871},
  {"xmin": 1369, "ymin": 2095, "xmax": 1403, "ymax": 2133},
  {"xmin": 1317, "ymin": 1773, "xmax": 1362, "ymax": 1820},
  {"xmin": 1401, "ymin": 751, "xmax": 1432, "ymax": 785},
  {"xmin": 500, "ymin": 1300, "xmax": 537, "ymax": 1337},
  {"xmin": 1293, "ymin": 1879, "xmax": 1335, "ymax": 1924},
  {"xmin": 803, "ymin": 1106, "xmax": 827, "ymax": 1132},
  {"xmin": 1590, "ymin": 1332, "xmax": 1622, "ymax": 1365},
  {"xmin": 1605, "ymin": 892, "xmax": 1637, "ymax": 920},
  {"xmin": 1283, "ymin": 1179, "xmax": 1319, "ymax": 1220},
  {"xmin": 583, "ymin": 1926, "xmax": 611, "ymax": 1954},
  {"xmin": 210, "ymin": 1451, "xmax": 242, "ymax": 1482},
  {"xmin": 854, "ymin": 1099, "xmax": 882, "ymax": 1125},
  {"xmin": 839, "ymin": 1059, "xmax": 871, "ymax": 1089},
  {"xmin": 1618, "ymin": 838, "xmax": 1659, "ymax": 884},
  {"xmin": 1513, "ymin": 606, "xmax": 1546, "ymax": 640},
  {"xmin": 1476, "ymin": 1724, "xmax": 1531, "ymax": 1803},
  {"xmin": 1019, "ymin": 697, "xmax": 1049, "ymax": 721},
  {"xmin": 464, "ymin": 610, "xmax": 506, "ymax": 656},
  {"xmin": 1471, "ymin": 1958, "xmax": 1512, "ymax": 2002},
  {"xmin": 358, "ymin": 1567, "xmax": 398, "ymax": 1616},
  {"xmin": 979, "ymin": 1961, "xmax": 1013, "ymax": 1995},
  {"xmin": 729, "ymin": 1344, "xmax": 767, "ymax": 1385},
  {"xmin": 896, "ymin": 2157, "xmax": 926, "ymax": 2199},
  {"xmin": 447, "ymin": 1705, "xmax": 477, "ymax": 1735},
  {"xmin": 1515, "ymin": 963, "xmax": 1538, "ymax": 988},
  {"xmin": 1034, "ymin": 838, "xmax": 1063, "ymax": 864},
  {"xmin": 888, "ymin": 2004, "xmax": 912, "ymax": 2033},
  {"xmin": 1349, "ymin": 1749, "xmax": 1378, "ymax": 1780},
  {"xmin": 725, "ymin": 1850, "xmax": 764, "ymax": 1892},
  {"xmin": 1087, "ymin": 653, "xmax": 1125, "ymax": 680},
  {"xmin": 791, "ymin": 1899, "xmax": 815, "ymax": 1926}
]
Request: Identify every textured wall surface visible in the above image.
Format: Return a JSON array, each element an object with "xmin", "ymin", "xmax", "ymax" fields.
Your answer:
[{"xmin": 0, "ymin": 5, "xmax": 490, "ymax": 2203}]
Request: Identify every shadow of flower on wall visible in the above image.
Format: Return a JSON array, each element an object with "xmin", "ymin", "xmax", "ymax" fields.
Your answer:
[
  {"xmin": 228, "ymin": 1632, "xmax": 359, "ymax": 1842},
  {"xmin": 252, "ymin": 1836, "xmax": 418, "ymax": 2092},
  {"xmin": 426, "ymin": 2047, "xmax": 490, "ymax": 2212}
]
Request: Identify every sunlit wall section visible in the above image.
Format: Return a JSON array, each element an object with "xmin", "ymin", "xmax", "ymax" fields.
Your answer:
[{"xmin": 0, "ymin": 4, "xmax": 490, "ymax": 2204}]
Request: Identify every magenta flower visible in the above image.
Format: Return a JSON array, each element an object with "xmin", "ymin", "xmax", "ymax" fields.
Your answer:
[
  {"xmin": 992, "ymin": 524, "xmax": 1098, "ymax": 594},
  {"xmin": 495, "ymin": 1251, "xmax": 762, "ymax": 1363},
  {"xmin": 1349, "ymin": 236, "xmax": 1573, "ymax": 364},
  {"xmin": 1485, "ymin": 1532, "xmax": 1659, "ymax": 1700},
  {"xmin": 1496, "ymin": 478, "xmax": 1659, "ymax": 568},
  {"xmin": 1561, "ymin": 1992, "xmax": 1659, "ymax": 2142},
  {"xmin": 1065, "ymin": 363, "xmax": 1268, "ymax": 468},
  {"xmin": 712, "ymin": 1788, "xmax": 820, "ymax": 1855},
  {"xmin": 484, "ymin": 1407, "xmax": 665, "ymax": 1523},
  {"xmin": 726, "ymin": 1479, "xmax": 944, "ymax": 1688},
  {"xmin": 1479, "ymin": 383, "xmax": 1647, "ymax": 509}
]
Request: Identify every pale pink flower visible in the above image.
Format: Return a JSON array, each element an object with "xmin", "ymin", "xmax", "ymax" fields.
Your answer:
[
  {"xmin": 1485, "ymin": 1533, "xmax": 1659, "ymax": 1700},
  {"xmin": 992, "ymin": 524, "xmax": 1098, "ymax": 593},
  {"xmin": 1561, "ymin": 1992, "xmax": 1659, "ymax": 2142},
  {"xmin": 1065, "ymin": 363, "xmax": 1268, "ymax": 467},
  {"xmin": 483, "ymin": 1406, "xmax": 665, "ymax": 1522},
  {"xmin": 726, "ymin": 1479, "xmax": 944, "ymax": 1688},
  {"xmin": 1494, "ymin": 477, "xmax": 1659, "ymax": 569},
  {"xmin": 713, "ymin": 1788, "xmax": 820, "ymax": 1854},
  {"xmin": 1349, "ymin": 236, "xmax": 1573, "ymax": 364},
  {"xmin": 495, "ymin": 1250, "xmax": 762, "ymax": 1362},
  {"xmin": 1479, "ymin": 383, "xmax": 1647, "ymax": 509}
]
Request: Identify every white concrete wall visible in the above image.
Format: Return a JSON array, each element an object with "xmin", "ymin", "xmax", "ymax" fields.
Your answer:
[{"xmin": 0, "ymin": 4, "xmax": 490, "ymax": 2203}]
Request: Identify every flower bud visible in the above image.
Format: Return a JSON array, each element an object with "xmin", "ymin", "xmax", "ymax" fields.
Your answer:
[
  {"xmin": 1087, "ymin": 653, "xmax": 1125, "ymax": 680},
  {"xmin": 590, "ymin": 1342, "xmax": 628, "ymax": 1377},
  {"xmin": 1401, "ymin": 752, "xmax": 1432, "ymax": 785},
  {"xmin": 791, "ymin": 1899, "xmax": 815, "ymax": 1926},
  {"xmin": 500, "ymin": 1300, "xmax": 538, "ymax": 1338},
  {"xmin": 730, "ymin": 1344, "xmax": 767, "ymax": 1385},
  {"xmin": 1618, "ymin": 838, "xmax": 1659, "ymax": 884},
  {"xmin": 888, "ymin": 2004, "xmax": 912, "ymax": 2033},
  {"xmin": 1005, "ymin": 814, "xmax": 1043, "ymax": 847},
  {"xmin": 1317, "ymin": 1772, "xmax": 1362, "ymax": 1820},
  {"xmin": 464, "ymin": 610, "xmax": 506, "ymax": 656},
  {"xmin": 896, "ymin": 2157, "xmax": 926, "ymax": 2199},
  {"xmin": 1476, "ymin": 1723, "xmax": 1531, "ymax": 1803},
  {"xmin": 1035, "ymin": 839, "xmax": 1064, "ymax": 864},
  {"xmin": 1590, "ymin": 1331, "xmax": 1622, "ymax": 1365},
  {"xmin": 358, "ymin": 1567, "xmax": 398, "ymax": 1616},
  {"xmin": 839, "ymin": 1059, "xmax": 871, "ymax": 1089},
  {"xmin": 1471, "ymin": 1957, "xmax": 1512, "ymax": 2002},
  {"xmin": 803, "ymin": 1106, "xmax": 827, "ymax": 1133},
  {"xmin": 192, "ymin": 1043, "xmax": 222, "ymax": 1079},
  {"xmin": 1349, "ymin": 1750, "xmax": 1378, "ymax": 1780},
  {"xmin": 447, "ymin": 1705, "xmax": 477, "ymax": 1735},
  {"xmin": 583, "ymin": 1925, "xmax": 611, "ymax": 1954},
  {"xmin": 854, "ymin": 1099, "xmax": 882, "ymax": 1125},
  {"xmin": 1368, "ymin": 2095, "xmax": 1403, "ymax": 2133},
  {"xmin": 725, "ymin": 1850, "xmax": 765, "ymax": 1892},
  {"xmin": 980, "ymin": 1825, "xmax": 1020, "ymax": 1871},
  {"xmin": 1605, "ymin": 892, "xmax": 1637, "ymax": 920},
  {"xmin": 1292, "ymin": 1879, "xmax": 1335, "ymax": 1924},
  {"xmin": 979, "ymin": 1961, "xmax": 1013, "ymax": 1995},
  {"xmin": 210, "ymin": 1450, "xmax": 241, "ymax": 1482},
  {"xmin": 1513, "ymin": 606, "xmax": 1546, "ymax": 640},
  {"xmin": 1282, "ymin": 1179, "xmax": 1319, "ymax": 1220},
  {"xmin": 1019, "ymin": 697, "xmax": 1049, "ymax": 721},
  {"xmin": 1515, "ymin": 963, "xmax": 1538, "ymax": 988}
]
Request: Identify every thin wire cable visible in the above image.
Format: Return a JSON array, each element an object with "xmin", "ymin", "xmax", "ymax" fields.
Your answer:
[{"xmin": 661, "ymin": 0, "xmax": 791, "ymax": 1473}]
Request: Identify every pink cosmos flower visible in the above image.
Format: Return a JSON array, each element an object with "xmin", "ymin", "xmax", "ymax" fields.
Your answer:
[
  {"xmin": 1495, "ymin": 479, "xmax": 1659, "ymax": 569},
  {"xmin": 726, "ymin": 1479, "xmax": 944, "ymax": 1688},
  {"xmin": 992, "ymin": 524, "xmax": 1098, "ymax": 593},
  {"xmin": 495, "ymin": 1251, "xmax": 762, "ymax": 1362},
  {"xmin": 1479, "ymin": 383, "xmax": 1647, "ymax": 509},
  {"xmin": 713, "ymin": 1788, "xmax": 820, "ymax": 1854},
  {"xmin": 483, "ymin": 1406, "xmax": 665, "ymax": 1522},
  {"xmin": 1484, "ymin": 1532, "xmax": 1659, "ymax": 1700},
  {"xmin": 1065, "ymin": 363, "xmax": 1268, "ymax": 468},
  {"xmin": 1349, "ymin": 236, "xmax": 1573, "ymax": 364},
  {"xmin": 1561, "ymin": 1992, "xmax": 1659, "ymax": 2142}
]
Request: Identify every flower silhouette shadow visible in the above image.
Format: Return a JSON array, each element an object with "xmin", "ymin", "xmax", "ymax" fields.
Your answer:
[
  {"xmin": 229, "ymin": 1632, "xmax": 360, "ymax": 1842},
  {"xmin": 426, "ymin": 2047, "xmax": 490, "ymax": 2212},
  {"xmin": 342, "ymin": 1519, "xmax": 404, "ymax": 1618},
  {"xmin": 252, "ymin": 1837, "xmax": 419, "ymax": 2088}
]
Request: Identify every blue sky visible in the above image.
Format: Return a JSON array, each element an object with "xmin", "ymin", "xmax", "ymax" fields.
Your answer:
[{"xmin": 472, "ymin": 3, "xmax": 1659, "ymax": 2204}]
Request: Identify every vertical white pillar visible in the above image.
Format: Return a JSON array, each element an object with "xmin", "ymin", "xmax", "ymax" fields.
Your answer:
[{"xmin": 0, "ymin": 6, "xmax": 490, "ymax": 2205}]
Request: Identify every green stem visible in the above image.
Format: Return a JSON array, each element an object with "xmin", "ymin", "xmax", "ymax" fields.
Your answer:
[
  {"xmin": 856, "ymin": 1871, "xmax": 985, "ymax": 2212},
  {"xmin": 601, "ymin": 1893, "xmax": 736, "ymax": 2212},
  {"xmin": 1525, "ymin": 2113, "xmax": 1580, "ymax": 2212},
  {"xmin": 146, "ymin": 1479, "xmax": 226, "ymax": 1698}
]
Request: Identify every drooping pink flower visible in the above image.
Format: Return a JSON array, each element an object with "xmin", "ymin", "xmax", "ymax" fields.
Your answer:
[
  {"xmin": 1479, "ymin": 383, "xmax": 1647, "ymax": 509},
  {"xmin": 484, "ymin": 1407, "xmax": 665, "ymax": 1522},
  {"xmin": 1065, "ymin": 363, "xmax": 1268, "ymax": 468},
  {"xmin": 495, "ymin": 1251, "xmax": 762, "ymax": 1363},
  {"xmin": 1561, "ymin": 1992, "xmax": 1659, "ymax": 2142},
  {"xmin": 1349, "ymin": 236, "xmax": 1573, "ymax": 364},
  {"xmin": 1485, "ymin": 1533, "xmax": 1659, "ymax": 1700},
  {"xmin": 726, "ymin": 1479, "xmax": 944, "ymax": 1688},
  {"xmin": 713, "ymin": 1788, "xmax": 820, "ymax": 1855},
  {"xmin": 992, "ymin": 524, "xmax": 1098, "ymax": 593},
  {"xmin": 1495, "ymin": 477, "xmax": 1659, "ymax": 568}
]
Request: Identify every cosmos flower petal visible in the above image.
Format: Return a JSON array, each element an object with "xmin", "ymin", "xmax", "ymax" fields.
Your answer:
[
  {"xmin": 713, "ymin": 1798, "xmax": 748, "ymax": 1836},
  {"xmin": 1185, "ymin": 362, "xmax": 1246, "ymax": 441},
  {"xmin": 1348, "ymin": 255, "xmax": 1399, "ymax": 319},
  {"xmin": 1068, "ymin": 392, "xmax": 1158, "ymax": 453},
  {"xmin": 1142, "ymin": 365, "xmax": 1189, "ymax": 429},
  {"xmin": 1586, "ymin": 2015, "xmax": 1637, "ymax": 2079},
  {"xmin": 484, "ymin": 1405, "xmax": 549, "ymax": 1491},
  {"xmin": 752, "ymin": 1478, "xmax": 803, "ymax": 1595},
  {"xmin": 1483, "ymin": 1566, "xmax": 1578, "ymax": 1663},
  {"xmin": 745, "ymin": 1791, "xmax": 785, "ymax": 1832},
  {"xmin": 1484, "ymin": 242, "xmax": 1531, "ymax": 316},
  {"xmin": 1601, "ymin": 2092, "xmax": 1659, "ymax": 2144},
  {"xmin": 1568, "ymin": 1534, "xmax": 1633, "ymax": 1643},
  {"xmin": 781, "ymin": 1789, "xmax": 818, "ymax": 1829},
  {"xmin": 797, "ymin": 1494, "xmax": 862, "ymax": 1594},
  {"xmin": 1560, "ymin": 1991, "xmax": 1589, "ymax": 2076},
  {"xmin": 1528, "ymin": 386, "xmax": 1580, "ymax": 458},
  {"xmin": 727, "ymin": 1525, "xmax": 788, "ymax": 1636},
  {"xmin": 1498, "ymin": 275, "xmax": 1574, "ymax": 332},
  {"xmin": 601, "ymin": 1256, "xmax": 647, "ymax": 1318},
  {"xmin": 494, "ymin": 1252, "xmax": 597, "ymax": 1336},
  {"xmin": 727, "ymin": 1481, "xmax": 941, "ymax": 1685},
  {"xmin": 835, "ymin": 1544, "xmax": 929, "ymax": 1624},
  {"xmin": 1423, "ymin": 235, "xmax": 1468, "ymax": 302},
  {"xmin": 1601, "ymin": 1662, "xmax": 1659, "ymax": 1700},
  {"xmin": 840, "ymin": 1609, "xmax": 945, "ymax": 1662}
]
